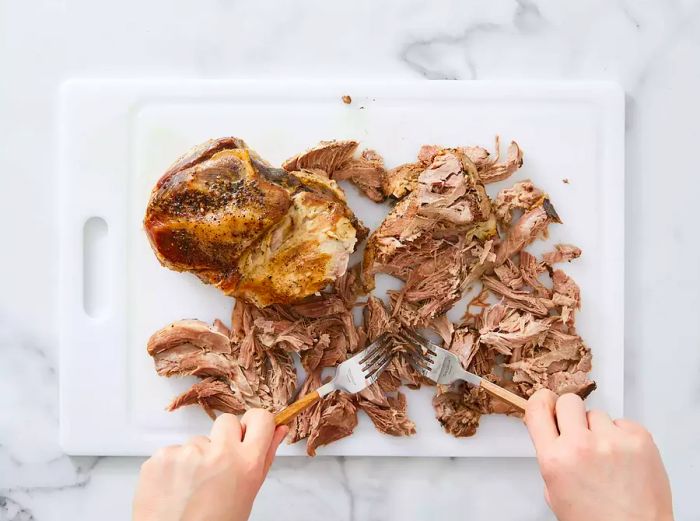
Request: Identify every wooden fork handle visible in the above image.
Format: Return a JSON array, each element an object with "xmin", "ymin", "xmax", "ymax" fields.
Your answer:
[
  {"xmin": 274, "ymin": 390, "xmax": 321, "ymax": 426},
  {"xmin": 479, "ymin": 378, "xmax": 528, "ymax": 413}
]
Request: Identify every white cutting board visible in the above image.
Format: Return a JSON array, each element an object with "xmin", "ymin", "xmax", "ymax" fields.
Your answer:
[{"xmin": 58, "ymin": 80, "xmax": 624, "ymax": 457}]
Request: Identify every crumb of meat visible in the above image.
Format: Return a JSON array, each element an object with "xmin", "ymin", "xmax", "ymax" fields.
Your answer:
[
  {"xmin": 551, "ymin": 268, "xmax": 581, "ymax": 325},
  {"xmin": 503, "ymin": 328, "xmax": 596, "ymax": 400},
  {"xmin": 364, "ymin": 295, "xmax": 396, "ymax": 340},
  {"xmin": 342, "ymin": 95, "xmax": 352, "ymax": 104},
  {"xmin": 475, "ymin": 251, "xmax": 594, "ymax": 403},
  {"xmin": 542, "ymin": 244, "xmax": 582, "ymax": 265},
  {"xmin": 212, "ymin": 318, "xmax": 231, "ymax": 337},
  {"xmin": 563, "ymin": 178, "xmax": 570, "ymax": 184}
]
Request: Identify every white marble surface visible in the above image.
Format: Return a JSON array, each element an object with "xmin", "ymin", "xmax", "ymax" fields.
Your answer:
[{"xmin": 1, "ymin": 0, "xmax": 699, "ymax": 519}]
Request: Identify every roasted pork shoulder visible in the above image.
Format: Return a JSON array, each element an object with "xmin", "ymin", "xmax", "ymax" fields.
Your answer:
[{"xmin": 144, "ymin": 137, "xmax": 365, "ymax": 307}]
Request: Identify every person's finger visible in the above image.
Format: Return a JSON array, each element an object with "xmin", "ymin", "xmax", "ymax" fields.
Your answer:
[
  {"xmin": 186, "ymin": 435, "xmax": 211, "ymax": 451},
  {"xmin": 555, "ymin": 393, "xmax": 588, "ymax": 434},
  {"xmin": 586, "ymin": 409, "xmax": 614, "ymax": 433},
  {"xmin": 264, "ymin": 425, "xmax": 289, "ymax": 474},
  {"xmin": 149, "ymin": 444, "xmax": 181, "ymax": 463},
  {"xmin": 240, "ymin": 409, "xmax": 276, "ymax": 456},
  {"xmin": 613, "ymin": 418, "xmax": 647, "ymax": 434},
  {"xmin": 210, "ymin": 413, "xmax": 243, "ymax": 448},
  {"xmin": 525, "ymin": 389, "xmax": 559, "ymax": 449}
]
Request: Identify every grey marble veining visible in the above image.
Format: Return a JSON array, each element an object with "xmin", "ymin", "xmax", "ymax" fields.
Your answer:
[{"xmin": 2, "ymin": 0, "xmax": 700, "ymax": 519}]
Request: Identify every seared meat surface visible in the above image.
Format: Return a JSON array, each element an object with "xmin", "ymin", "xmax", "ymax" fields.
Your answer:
[{"xmin": 144, "ymin": 138, "xmax": 363, "ymax": 307}]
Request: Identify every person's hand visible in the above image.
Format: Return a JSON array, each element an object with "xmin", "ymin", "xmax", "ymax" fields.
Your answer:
[
  {"xmin": 525, "ymin": 389, "xmax": 673, "ymax": 521},
  {"xmin": 133, "ymin": 409, "xmax": 288, "ymax": 521}
]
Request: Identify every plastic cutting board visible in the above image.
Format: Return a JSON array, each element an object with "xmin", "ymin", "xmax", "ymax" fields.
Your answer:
[{"xmin": 58, "ymin": 80, "xmax": 624, "ymax": 456}]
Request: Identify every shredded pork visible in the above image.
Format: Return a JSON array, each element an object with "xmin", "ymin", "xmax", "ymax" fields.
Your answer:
[
  {"xmin": 334, "ymin": 149, "xmax": 387, "ymax": 202},
  {"xmin": 147, "ymin": 136, "xmax": 597, "ymax": 451}
]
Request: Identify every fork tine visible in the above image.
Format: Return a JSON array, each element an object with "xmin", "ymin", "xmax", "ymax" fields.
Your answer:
[
  {"xmin": 404, "ymin": 351, "xmax": 429, "ymax": 376},
  {"xmin": 398, "ymin": 328, "xmax": 437, "ymax": 363},
  {"xmin": 402, "ymin": 328, "xmax": 437, "ymax": 355},
  {"xmin": 362, "ymin": 348, "xmax": 392, "ymax": 375},
  {"xmin": 366, "ymin": 356, "xmax": 393, "ymax": 383},
  {"xmin": 360, "ymin": 340, "xmax": 389, "ymax": 369},
  {"xmin": 402, "ymin": 345, "xmax": 432, "ymax": 370},
  {"xmin": 357, "ymin": 333, "xmax": 388, "ymax": 364}
]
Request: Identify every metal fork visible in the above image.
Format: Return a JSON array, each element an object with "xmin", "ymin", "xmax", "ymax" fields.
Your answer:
[
  {"xmin": 274, "ymin": 334, "xmax": 393, "ymax": 425},
  {"xmin": 400, "ymin": 328, "xmax": 528, "ymax": 413}
]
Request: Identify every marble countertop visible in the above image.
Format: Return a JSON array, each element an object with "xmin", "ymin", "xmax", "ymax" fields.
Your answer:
[{"xmin": 2, "ymin": 0, "xmax": 699, "ymax": 519}]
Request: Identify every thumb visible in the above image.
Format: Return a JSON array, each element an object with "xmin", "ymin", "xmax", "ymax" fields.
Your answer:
[
  {"xmin": 263, "ymin": 425, "xmax": 288, "ymax": 475},
  {"xmin": 544, "ymin": 485, "xmax": 552, "ymax": 507}
]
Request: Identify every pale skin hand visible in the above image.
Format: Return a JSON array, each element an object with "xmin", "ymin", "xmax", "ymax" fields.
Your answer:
[
  {"xmin": 525, "ymin": 389, "xmax": 673, "ymax": 521},
  {"xmin": 133, "ymin": 409, "xmax": 288, "ymax": 521}
]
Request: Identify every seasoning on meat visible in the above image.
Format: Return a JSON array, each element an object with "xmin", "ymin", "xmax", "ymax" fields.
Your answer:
[{"xmin": 144, "ymin": 138, "xmax": 365, "ymax": 308}]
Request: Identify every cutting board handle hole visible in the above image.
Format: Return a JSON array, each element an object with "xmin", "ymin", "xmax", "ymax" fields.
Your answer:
[{"xmin": 83, "ymin": 217, "xmax": 109, "ymax": 318}]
